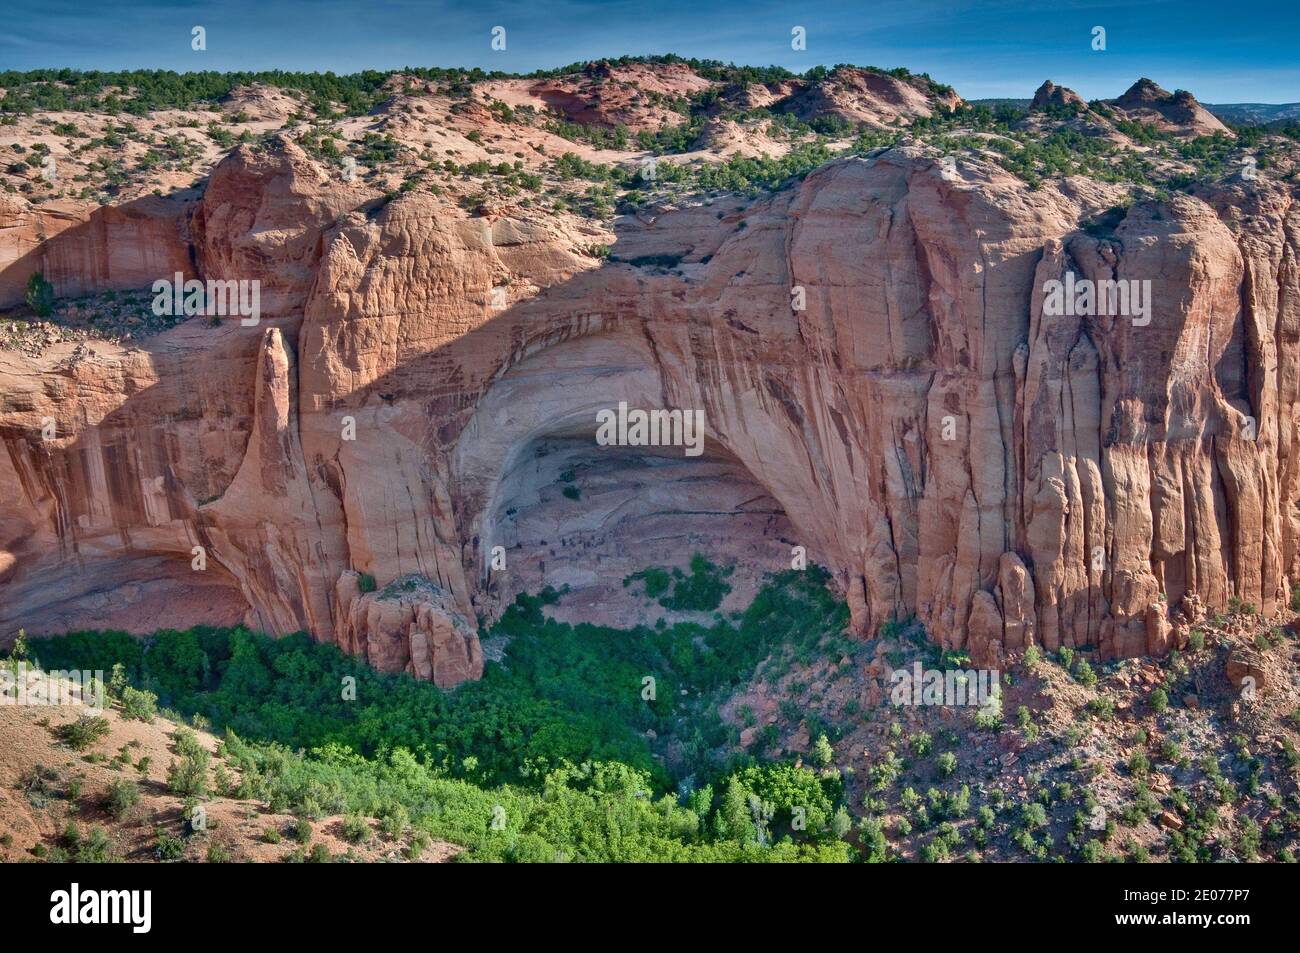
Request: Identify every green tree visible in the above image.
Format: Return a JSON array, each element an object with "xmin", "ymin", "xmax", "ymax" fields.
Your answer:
[
  {"xmin": 25, "ymin": 272, "xmax": 55, "ymax": 317},
  {"xmin": 812, "ymin": 733, "xmax": 834, "ymax": 768},
  {"xmin": 716, "ymin": 778, "xmax": 753, "ymax": 842},
  {"xmin": 119, "ymin": 686, "xmax": 157, "ymax": 722},
  {"xmin": 102, "ymin": 778, "xmax": 140, "ymax": 819}
]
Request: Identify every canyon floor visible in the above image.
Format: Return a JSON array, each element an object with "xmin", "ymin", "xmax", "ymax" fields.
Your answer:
[{"xmin": 3, "ymin": 579, "xmax": 1299, "ymax": 863}]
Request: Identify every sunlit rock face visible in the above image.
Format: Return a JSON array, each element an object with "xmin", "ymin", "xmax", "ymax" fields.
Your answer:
[{"xmin": 3, "ymin": 138, "xmax": 1298, "ymax": 683}]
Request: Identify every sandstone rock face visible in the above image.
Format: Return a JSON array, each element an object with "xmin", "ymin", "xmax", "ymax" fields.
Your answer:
[
  {"xmin": 192, "ymin": 138, "xmax": 362, "ymax": 319},
  {"xmin": 484, "ymin": 63, "xmax": 957, "ymax": 137},
  {"xmin": 333, "ymin": 572, "xmax": 482, "ymax": 689},
  {"xmin": 0, "ymin": 192, "xmax": 195, "ymax": 307},
  {"xmin": 1107, "ymin": 78, "xmax": 1232, "ymax": 138},
  {"xmin": 1225, "ymin": 647, "xmax": 1269, "ymax": 698},
  {"xmin": 783, "ymin": 68, "xmax": 963, "ymax": 127},
  {"xmin": 3, "ymin": 139, "xmax": 1300, "ymax": 684},
  {"xmin": 515, "ymin": 62, "xmax": 713, "ymax": 132},
  {"xmin": 1030, "ymin": 81, "xmax": 1086, "ymax": 112}
]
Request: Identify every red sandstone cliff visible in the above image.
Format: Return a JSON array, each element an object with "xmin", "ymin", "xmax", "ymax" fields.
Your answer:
[{"xmin": 3, "ymin": 123, "xmax": 1297, "ymax": 682}]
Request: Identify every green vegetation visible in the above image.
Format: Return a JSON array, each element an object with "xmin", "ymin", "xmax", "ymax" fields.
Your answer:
[
  {"xmin": 659, "ymin": 554, "xmax": 733, "ymax": 611},
  {"xmin": 166, "ymin": 729, "xmax": 210, "ymax": 798},
  {"xmin": 54, "ymin": 714, "xmax": 110, "ymax": 751},
  {"xmin": 25, "ymin": 272, "xmax": 55, "ymax": 317},
  {"xmin": 4, "ymin": 57, "xmax": 1289, "ymax": 221},
  {"xmin": 119, "ymin": 685, "xmax": 157, "ymax": 722},
  {"xmin": 341, "ymin": 813, "xmax": 371, "ymax": 843},
  {"xmin": 357, "ymin": 132, "xmax": 402, "ymax": 167},
  {"xmin": 623, "ymin": 566, "xmax": 671, "ymax": 599},
  {"xmin": 625, "ymin": 554, "xmax": 734, "ymax": 612},
  {"xmin": 0, "ymin": 58, "xmax": 934, "ymax": 121},
  {"xmin": 51, "ymin": 823, "xmax": 118, "ymax": 863},
  {"xmin": 101, "ymin": 778, "xmax": 141, "ymax": 819},
  {"xmin": 694, "ymin": 141, "xmax": 837, "ymax": 195},
  {"xmin": 0, "ymin": 68, "xmax": 496, "ymax": 118},
  {"xmin": 153, "ymin": 828, "xmax": 185, "ymax": 860},
  {"xmin": 20, "ymin": 568, "xmax": 857, "ymax": 862}
]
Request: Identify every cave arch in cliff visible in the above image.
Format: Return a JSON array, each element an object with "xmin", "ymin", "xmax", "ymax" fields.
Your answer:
[{"xmin": 452, "ymin": 331, "xmax": 800, "ymax": 625}]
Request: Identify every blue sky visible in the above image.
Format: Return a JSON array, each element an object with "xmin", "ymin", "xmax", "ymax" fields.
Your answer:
[{"xmin": 3, "ymin": 0, "xmax": 1298, "ymax": 103}]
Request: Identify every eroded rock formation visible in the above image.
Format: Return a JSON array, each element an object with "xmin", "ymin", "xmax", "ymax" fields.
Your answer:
[
  {"xmin": 3, "ymin": 133, "xmax": 1298, "ymax": 681},
  {"xmin": 1108, "ymin": 78, "xmax": 1232, "ymax": 138},
  {"xmin": 1030, "ymin": 81, "xmax": 1087, "ymax": 113}
]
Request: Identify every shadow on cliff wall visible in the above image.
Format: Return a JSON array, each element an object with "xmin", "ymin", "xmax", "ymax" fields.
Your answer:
[
  {"xmin": 0, "ymin": 194, "xmax": 832, "ymax": 643},
  {"xmin": 0, "ymin": 193, "xmax": 198, "ymax": 310}
]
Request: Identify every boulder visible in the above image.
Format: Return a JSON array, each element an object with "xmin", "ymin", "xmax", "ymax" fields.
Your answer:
[
  {"xmin": 1225, "ymin": 648, "xmax": 1268, "ymax": 699},
  {"xmin": 334, "ymin": 572, "xmax": 483, "ymax": 689}
]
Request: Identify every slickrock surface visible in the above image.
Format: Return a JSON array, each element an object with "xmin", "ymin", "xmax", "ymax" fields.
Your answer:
[
  {"xmin": 1109, "ymin": 78, "xmax": 1233, "ymax": 138},
  {"xmin": 781, "ymin": 67, "xmax": 964, "ymax": 127},
  {"xmin": 1030, "ymin": 81, "xmax": 1087, "ymax": 112},
  {"xmin": 2, "ymin": 62, "xmax": 1297, "ymax": 684}
]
